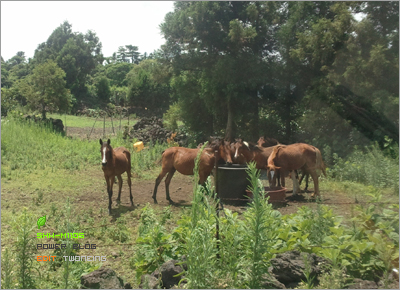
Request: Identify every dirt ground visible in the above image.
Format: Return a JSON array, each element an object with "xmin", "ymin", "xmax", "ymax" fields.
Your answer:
[
  {"xmin": 78, "ymin": 169, "xmax": 357, "ymax": 220},
  {"xmin": 66, "ymin": 126, "xmax": 125, "ymax": 140},
  {"xmin": 66, "ymin": 126, "xmax": 357, "ymax": 218}
]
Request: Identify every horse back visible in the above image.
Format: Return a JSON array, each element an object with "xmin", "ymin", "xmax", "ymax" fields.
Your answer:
[
  {"xmin": 270, "ymin": 143, "xmax": 314, "ymax": 170},
  {"xmin": 113, "ymin": 147, "xmax": 131, "ymax": 173}
]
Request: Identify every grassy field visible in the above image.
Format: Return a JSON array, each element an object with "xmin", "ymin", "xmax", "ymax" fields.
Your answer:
[{"xmin": 1, "ymin": 118, "xmax": 398, "ymax": 289}]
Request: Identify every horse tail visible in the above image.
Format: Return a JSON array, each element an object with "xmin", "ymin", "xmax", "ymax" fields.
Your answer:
[
  {"xmin": 154, "ymin": 150, "xmax": 166, "ymax": 166},
  {"xmin": 314, "ymin": 147, "xmax": 326, "ymax": 177},
  {"xmin": 267, "ymin": 145, "xmax": 281, "ymax": 170}
]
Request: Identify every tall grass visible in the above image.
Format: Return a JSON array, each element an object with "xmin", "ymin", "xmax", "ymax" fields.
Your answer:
[
  {"xmin": 12, "ymin": 209, "xmax": 37, "ymax": 289},
  {"xmin": 1, "ymin": 118, "xmax": 169, "ymax": 179},
  {"xmin": 329, "ymin": 143, "xmax": 399, "ymax": 192},
  {"xmin": 184, "ymin": 142, "xmax": 218, "ymax": 288},
  {"xmin": 1, "ymin": 118, "xmax": 99, "ymax": 175}
]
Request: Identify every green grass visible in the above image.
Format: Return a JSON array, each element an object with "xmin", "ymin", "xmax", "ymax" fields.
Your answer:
[
  {"xmin": 48, "ymin": 113, "xmax": 137, "ymax": 129},
  {"xmin": 1, "ymin": 118, "xmax": 168, "ymax": 180}
]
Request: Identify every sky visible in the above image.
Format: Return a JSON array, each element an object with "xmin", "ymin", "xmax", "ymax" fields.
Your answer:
[{"xmin": 1, "ymin": 1, "xmax": 175, "ymax": 61}]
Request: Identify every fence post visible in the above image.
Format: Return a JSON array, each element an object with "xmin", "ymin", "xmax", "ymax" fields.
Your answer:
[
  {"xmin": 103, "ymin": 114, "xmax": 105, "ymax": 138},
  {"xmin": 111, "ymin": 115, "xmax": 115, "ymax": 135}
]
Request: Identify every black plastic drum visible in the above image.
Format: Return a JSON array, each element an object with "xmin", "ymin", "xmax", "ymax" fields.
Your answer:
[{"xmin": 215, "ymin": 164, "xmax": 250, "ymax": 205}]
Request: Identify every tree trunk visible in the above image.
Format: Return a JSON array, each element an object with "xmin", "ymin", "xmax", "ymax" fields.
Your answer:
[
  {"xmin": 42, "ymin": 103, "xmax": 46, "ymax": 120},
  {"xmin": 249, "ymin": 90, "xmax": 259, "ymax": 141},
  {"xmin": 225, "ymin": 97, "xmax": 234, "ymax": 142},
  {"xmin": 284, "ymin": 82, "xmax": 292, "ymax": 143}
]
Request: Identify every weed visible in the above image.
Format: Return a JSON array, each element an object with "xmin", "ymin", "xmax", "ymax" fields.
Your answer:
[
  {"xmin": 12, "ymin": 208, "xmax": 37, "ymax": 289},
  {"xmin": 1, "ymin": 247, "xmax": 15, "ymax": 289}
]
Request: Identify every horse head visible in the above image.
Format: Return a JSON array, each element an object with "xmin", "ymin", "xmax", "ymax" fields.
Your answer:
[
  {"xmin": 208, "ymin": 137, "xmax": 233, "ymax": 165},
  {"xmin": 99, "ymin": 138, "xmax": 112, "ymax": 166},
  {"xmin": 257, "ymin": 136, "xmax": 280, "ymax": 147},
  {"xmin": 232, "ymin": 138, "xmax": 252, "ymax": 163}
]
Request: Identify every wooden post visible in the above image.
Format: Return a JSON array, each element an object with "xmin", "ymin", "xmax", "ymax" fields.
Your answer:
[
  {"xmin": 103, "ymin": 114, "xmax": 105, "ymax": 138},
  {"xmin": 111, "ymin": 115, "xmax": 115, "ymax": 135}
]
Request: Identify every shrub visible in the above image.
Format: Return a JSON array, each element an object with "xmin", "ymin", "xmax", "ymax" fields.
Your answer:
[{"xmin": 329, "ymin": 143, "xmax": 399, "ymax": 191}]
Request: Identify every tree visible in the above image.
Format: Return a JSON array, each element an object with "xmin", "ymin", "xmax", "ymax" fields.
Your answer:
[
  {"xmin": 32, "ymin": 21, "xmax": 103, "ymax": 110},
  {"xmin": 95, "ymin": 76, "xmax": 111, "ymax": 105},
  {"xmin": 126, "ymin": 59, "xmax": 170, "ymax": 112},
  {"xmin": 21, "ymin": 60, "xmax": 72, "ymax": 119},
  {"xmin": 117, "ymin": 46, "xmax": 128, "ymax": 63},
  {"xmin": 125, "ymin": 45, "xmax": 140, "ymax": 64},
  {"xmin": 161, "ymin": 1, "xmax": 278, "ymax": 140}
]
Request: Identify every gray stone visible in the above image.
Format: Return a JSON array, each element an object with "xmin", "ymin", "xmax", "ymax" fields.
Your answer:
[
  {"xmin": 268, "ymin": 250, "xmax": 330, "ymax": 288},
  {"xmin": 139, "ymin": 274, "xmax": 159, "ymax": 289},
  {"xmin": 81, "ymin": 267, "xmax": 124, "ymax": 289}
]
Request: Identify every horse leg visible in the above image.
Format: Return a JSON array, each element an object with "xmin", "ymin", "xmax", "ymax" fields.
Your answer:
[
  {"xmin": 310, "ymin": 170, "xmax": 320, "ymax": 197},
  {"xmin": 280, "ymin": 170, "xmax": 286, "ymax": 187},
  {"xmin": 152, "ymin": 169, "xmax": 168, "ymax": 204},
  {"xmin": 304, "ymin": 173, "xmax": 309, "ymax": 191},
  {"xmin": 108, "ymin": 175, "xmax": 115, "ymax": 215},
  {"xmin": 126, "ymin": 170, "xmax": 133, "ymax": 206},
  {"xmin": 165, "ymin": 168, "xmax": 176, "ymax": 203},
  {"xmin": 116, "ymin": 175, "xmax": 123, "ymax": 204},
  {"xmin": 290, "ymin": 171, "xmax": 300, "ymax": 196},
  {"xmin": 277, "ymin": 170, "xmax": 281, "ymax": 187}
]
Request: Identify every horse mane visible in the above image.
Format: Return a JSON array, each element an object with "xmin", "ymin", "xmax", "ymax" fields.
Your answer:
[{"xmin": 246, "ymin": 141, "xmax": 263, "ymax": 152}]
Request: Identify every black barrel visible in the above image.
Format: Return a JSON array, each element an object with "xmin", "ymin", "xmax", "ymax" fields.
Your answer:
[{"xmin": 216, "ymin": 164, "xmax": 250, "ymax": 205}]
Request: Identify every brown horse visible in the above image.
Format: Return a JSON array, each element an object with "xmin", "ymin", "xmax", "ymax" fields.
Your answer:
[
  {"xmin": 100, "ymin": 139, "xmax": 133, "ymax": 215},
  {"xmin": 257, "ymin": 136, "xmax": 280, "ymax": 147},
  {"xmin": 267, "ymin": 143, "xmax": 326, "ymax": 197},
  {"xmin": 232, "ymin": 139, "xmax": 286, "ymax": 187},
  {"xmin": 152, "ymin": 139, "xmax": 233, "ymax": 204}
]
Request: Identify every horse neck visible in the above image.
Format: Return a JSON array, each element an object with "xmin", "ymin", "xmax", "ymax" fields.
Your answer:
[
  {"xmin": 242, "ymin": 148, "xmax": 254, "ymax": 162},
  {"xmin": 108, "ymin": 146, "xmax": 115, "ymax": 166}
]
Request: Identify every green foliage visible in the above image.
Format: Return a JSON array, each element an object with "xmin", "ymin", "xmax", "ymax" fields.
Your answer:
[
  {"xmin": 1, "ymin": 118, "xmax": 99, "ymax": 176},
  {"xmin": 21, "ymin": 60, "xmax": 72, "ymax": 119},
  {"xmin": 163, "ymin": 102, "xmax": 181, "ymax": 131},
  {"xmin": 183, "ymin": 143, "xmax": 218, "ymax": 288},
  {"xmin": 242, "ymin": 162, "xmax": 281, "ymax": 289},
  {"xmin": 1, "ymin": 247, "xmax": 15, "ymax": 289},
  {"xmin": 12, "ymin": 208, "xmax": 37, "ymax": 289},
  {"xmin": 95, "ymin": 76, "xmax": 111, "ymax": 105},
  {"xmin": 131, "ymin": 204, "xmax": 176, "ymax": 283},
  {"xmin": 126, "ymin": 59, "xmax": 170, "ymax": 112},
  {"xmin": 108, "ymin": 215, "xmax": 129, "ymax": 243},
  {"xmin": 329, "ymin": 143, "xmax": 399, "ymax": 191}
]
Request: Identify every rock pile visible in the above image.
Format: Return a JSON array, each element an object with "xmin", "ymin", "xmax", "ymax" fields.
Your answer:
[{"xmin": 125, "ymin": 116, "xmax": 187, "ymax": 146}]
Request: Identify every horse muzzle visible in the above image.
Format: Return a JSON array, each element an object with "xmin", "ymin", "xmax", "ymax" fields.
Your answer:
[{"xmin": 102, "ymin": 162, "xmax": 107, "ymax": 166}]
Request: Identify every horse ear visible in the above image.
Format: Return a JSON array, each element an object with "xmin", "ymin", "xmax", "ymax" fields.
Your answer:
[
  {"xmin": 107, "ymin": 139, "xmax": 111, "ymax": 145},
  {"xmin": 99, "ymin": 139, "xmax": 103, "ymax": 145}
]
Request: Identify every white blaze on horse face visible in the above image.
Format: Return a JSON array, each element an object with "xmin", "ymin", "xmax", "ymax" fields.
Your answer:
[
  {"xmin": 102, "ymin": 147, "xmax": 107, "ymax": 164},
  {"xmin": 234, "ymin": 147, "xmax": 239, "ymax": 159},
  {"xmin": 243, "ymin": 141, "xmax": 249, "ymax": 149},
  {"xmin": 270, "ymin": 170, "xmax": 275, "ymax": 178}
]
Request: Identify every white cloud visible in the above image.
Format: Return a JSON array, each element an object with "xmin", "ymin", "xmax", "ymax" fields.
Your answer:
[{"xmin": 1, "ymin": 1, "xmax": 175, "ymax": 61}]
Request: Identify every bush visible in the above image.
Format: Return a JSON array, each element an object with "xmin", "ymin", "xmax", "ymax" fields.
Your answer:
[{"xmin": 329, "ymin": 143, "xmax": 399, "ymax": 191}]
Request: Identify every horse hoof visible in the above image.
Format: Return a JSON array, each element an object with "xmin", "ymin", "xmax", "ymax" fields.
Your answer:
[{"xmin": 153, "ymin": 199, "xmax": 158, "ymax": 204}]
